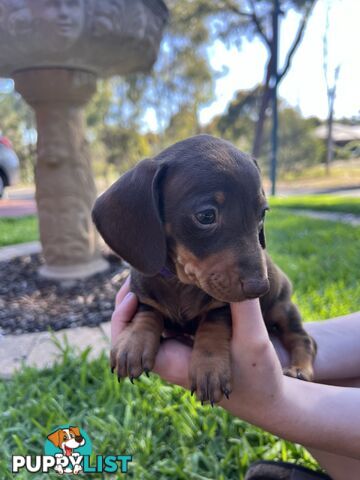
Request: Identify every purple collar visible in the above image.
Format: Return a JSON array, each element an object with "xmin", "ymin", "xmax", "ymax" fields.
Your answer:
[{"xmin": 159, "ymin": 266, "xmax": 174, "ymax": 279}]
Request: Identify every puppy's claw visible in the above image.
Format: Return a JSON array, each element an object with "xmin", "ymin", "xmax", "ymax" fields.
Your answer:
[
  {"xmin": 111, "ymin": 366, "xmax": 115, "ymax": 374},
  {"xmin": 130, "ymin": 376, "xmax": 135, "ymax": 384},
  {"xmin": 117, "ymin": 375, "xmax": 121, "ymax": 383},
  {"xmin": 223, "ymin": 389, "xmax": 230, "ymax": 400},
  {"xmin": 144, "ymin": 368, "xmax": 150, "ymax": 378},
  {"xmin": 210, "ymin": 400, "xmax": 214, "ymax": 408}
]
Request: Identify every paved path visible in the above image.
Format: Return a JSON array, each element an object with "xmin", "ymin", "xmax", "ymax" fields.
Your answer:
[
  {"xmin": 0, "ymin": 323, "xmax": 111, "ymax": 379},
  {"xmin": 0, "ymin": 207, "xmax": 359, "ymax": 380},
  {"xmin": 0, "ymin": 241, "xmax": 41, "ymax": 262},
  {"xmin": 0, "ymin": 198, "xmax": 37, "ymax": 217},
  {"xmin": 289, "ymin": 209, "xmax": 360, "ymax": 227},
  {"xmin": 0, "ymin": 186, "xmax": 36, "ymax": 217}
]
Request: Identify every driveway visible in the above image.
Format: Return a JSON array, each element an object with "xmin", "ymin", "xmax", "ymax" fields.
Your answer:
[{"xmin": 0, "ymin": 187, "xmax": 36, "ymax": 217}]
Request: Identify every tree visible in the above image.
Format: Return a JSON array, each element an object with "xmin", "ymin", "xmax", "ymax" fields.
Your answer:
[
  {"xmin": 173, "ymin": 0, "xmax": 317, "ymax": 157},
  {"xmin": 207, "ymin": 86, "xmax": 262, "ymax": 148},
  {"xmin": 206, "ymin": 88, "xmax": 324, "ymax": 175},
  {"xmin": 323, "ymin": 2, "xmax": 341, "ymax": 173},
  {"xmin": 272, "ymin": 107, "xmax": 324, "ymax": 174},
  {"xmin": 0, "ymin": 91, "xmax": 36, "ymax": 182}
]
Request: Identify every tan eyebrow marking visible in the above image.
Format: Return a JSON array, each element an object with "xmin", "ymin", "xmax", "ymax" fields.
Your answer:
[{"xmin": 215, "ymin": 191, "xmax": 225, "ymax": 205}]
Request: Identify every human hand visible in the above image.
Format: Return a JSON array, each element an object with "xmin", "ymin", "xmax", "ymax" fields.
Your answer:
[
  {"xmin": 112, "ymin": 278, "xmax": 285, "ymax": 418},
  {"xmin": 112, "ymin": 277, "xmax": 192, "ymax": 387}
]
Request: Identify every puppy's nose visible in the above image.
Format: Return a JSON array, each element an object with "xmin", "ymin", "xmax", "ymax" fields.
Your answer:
[
  {"xmin": 242, "ymin": 279, "xmax": 270, "ymax": 298},
  {"xmin": 75, "ymin": 436, "xmax": 83, "ymax": 443}
]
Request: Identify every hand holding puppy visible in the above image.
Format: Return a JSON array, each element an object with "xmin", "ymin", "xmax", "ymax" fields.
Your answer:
[{"xmin": 112, "ymin": 278, "xmax": 360, "ymax": 460}]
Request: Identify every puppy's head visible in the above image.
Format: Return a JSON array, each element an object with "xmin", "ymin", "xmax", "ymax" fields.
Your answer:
[
  {"xmin": 47, "ymin": 426, "xmax": 85, "ymax": 450},
  {"xmin": 93, "ymin": 134, "xmax": 269, "ymax": 302}
]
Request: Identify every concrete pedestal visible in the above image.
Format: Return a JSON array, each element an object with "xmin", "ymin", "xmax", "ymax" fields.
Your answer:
[{"xmin": 14, "ymin": 68, "xmax": 109, "ymax": 279}]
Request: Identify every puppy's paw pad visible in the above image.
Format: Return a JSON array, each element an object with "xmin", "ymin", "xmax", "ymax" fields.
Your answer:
[{"xmin": 283, "ymin": 366, "xmax": 313, "ymax": 382}]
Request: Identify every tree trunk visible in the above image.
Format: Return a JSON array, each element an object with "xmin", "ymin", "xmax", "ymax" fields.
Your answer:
[
  {"xmin": 252, "ymin": 54, "xmax": 273, "ymax": 158},
  {"xmin": 325, "ymin": 91, "xmax": 335, "ymax": 175},
  {"xmin": 252, "ymin": 83, "xmax": 272, "ymax": 158}
]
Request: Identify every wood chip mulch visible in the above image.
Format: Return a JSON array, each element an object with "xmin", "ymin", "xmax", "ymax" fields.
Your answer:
[{"xmin": 0, "ymin": 254, "xmax": 129, "ymax": 335}]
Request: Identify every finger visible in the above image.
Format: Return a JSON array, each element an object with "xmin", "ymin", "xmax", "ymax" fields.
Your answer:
[
  {"xmin": 111, "ymin": 292, "xmax": 138, "ymax": 346},
  {"xmin": 153, "ymin": 339, "xmax": 192, "ymax": 389},
  {"xmin": 115, "ymin": 276, "xmax": 131, "ymax": 307},
  {"xmin": 230, "ymin": 299, "xmax": 270, "ymax": 346}
]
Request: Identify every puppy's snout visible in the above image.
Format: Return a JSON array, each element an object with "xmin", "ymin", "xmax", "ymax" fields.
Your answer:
[{"xmin": 242, "ymin": 278, "xmax": 270, "ymax": 298}]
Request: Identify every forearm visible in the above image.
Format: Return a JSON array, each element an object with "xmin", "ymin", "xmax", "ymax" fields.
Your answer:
[
  {"xmin": 224, "ymin": 377, "xmax": 360, "ymax": 459},
  {"xmin": 272, "ymin": 312, "xmax": 360, "ymax": 381}
]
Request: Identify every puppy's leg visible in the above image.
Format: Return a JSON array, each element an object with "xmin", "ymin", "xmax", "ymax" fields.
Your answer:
[
  {"xmin": 190, "ymin": 307, "xmax": 232, "ymax": 405},
  {"xmin": 111, "ymin": 305, "xmax": 164, "ymax": 381},
  {"xmin": 267, "ymin": 301, "xmax": 317, "ymax": 381}
]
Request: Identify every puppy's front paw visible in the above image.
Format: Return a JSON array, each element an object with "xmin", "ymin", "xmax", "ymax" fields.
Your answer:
[
  {"xmin": 283, "ymin": 365, "xmax": 314, "ymax": 382},
  {"xmin": 111, "ymin": 327, "xmax": 160, "ymax": 381},
  {"xmin": 189, "ymin": 351, "xmax": 231, "ymax": 405}
]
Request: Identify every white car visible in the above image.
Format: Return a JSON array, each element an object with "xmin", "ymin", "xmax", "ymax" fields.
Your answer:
[{"xmin": 0, "ymin": 136, "xmax": 20, "ymax": 198}]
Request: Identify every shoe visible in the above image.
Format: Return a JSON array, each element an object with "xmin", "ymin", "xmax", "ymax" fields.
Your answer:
[{"xmin": 244, "ymin": 460, "xmax": 332, "ymax": 480}]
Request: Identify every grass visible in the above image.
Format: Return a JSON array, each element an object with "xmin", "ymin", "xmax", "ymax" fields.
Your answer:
[
  {"xmin": 0, "ymin": 216, "xmax": 38, "ymax": 247},
  {"xmin": 1, "ymin": 211, "xmax": 360, "ymax": 479},
  {"xmin": 276, "ymin": 158, "xmax": 360, "ymax": 189},
  {"xmin": 270, "ymin": 194, "xmax": 360, "ymax": 215}
]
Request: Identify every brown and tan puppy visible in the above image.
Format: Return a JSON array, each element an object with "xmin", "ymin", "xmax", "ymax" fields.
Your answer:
[{"xmin": 92, "ymin": 134, "xmax": 316, "ymax": 405}]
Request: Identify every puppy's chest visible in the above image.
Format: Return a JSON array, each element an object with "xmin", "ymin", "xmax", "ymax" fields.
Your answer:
[
  {"xmin": 136, "ymin": 276, "xmax": 223, "ymax": 327},
  {"xmin": 158, "ymin": 286, "xmax": 214, "ymax": 325}
]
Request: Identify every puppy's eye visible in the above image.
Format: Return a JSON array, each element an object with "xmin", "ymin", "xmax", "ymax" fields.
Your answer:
[{"xmin": 195, "ymin": 208, "xmax": 217, "ymax": 225}]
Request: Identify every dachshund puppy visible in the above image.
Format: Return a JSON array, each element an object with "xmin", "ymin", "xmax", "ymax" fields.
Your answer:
[{"xmin": 93, "ymin": 135, "xmax": 316, "ymax": 405}]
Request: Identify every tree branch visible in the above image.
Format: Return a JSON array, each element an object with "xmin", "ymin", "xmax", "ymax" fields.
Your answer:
[
  {"xmin": 278, "ymin": 3, "xmax": 315, "ymax": 81},
  {"xmin": 247, "ymin": 0, "xmax": 271, "ymax": 47},
  {"xmin": 224, "ymin": 0, "xmax": 271, "ymax": 47}
]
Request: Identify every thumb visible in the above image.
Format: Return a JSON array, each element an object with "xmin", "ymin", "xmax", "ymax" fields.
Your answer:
[
  {"xmin": 230, "ymin": 299, "xmax": 269, "ymax": 346},
  {"xmin": 111, "ymin": 292, "xmax": 138, "ymax": 346}
]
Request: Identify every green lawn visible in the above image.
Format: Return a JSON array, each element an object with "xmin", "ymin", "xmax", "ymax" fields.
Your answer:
[
  {"xmin": 0, "ymin": 216, "xmax": 38, "ymax": 247},
  {"xmin": 270, "ymin": 194, "xmax": 360, "ymax": 215},
  {"xmin": 1, "ymin": 211, "xmax": 359, "ymax": 478}
]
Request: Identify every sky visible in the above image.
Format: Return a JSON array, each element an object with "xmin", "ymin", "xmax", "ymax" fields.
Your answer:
[
  {"xmin": 199, "ymin": 0, "xmax": 360, "ymax": 125},
  {"xmin": 1, "ymin": 0, "xmax": 359, "ymax": 132}
]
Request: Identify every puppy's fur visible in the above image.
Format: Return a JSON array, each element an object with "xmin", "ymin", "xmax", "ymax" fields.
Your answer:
[{"xmin": 93, "ymin": 135, "xmax": 316, "ymax": 404}]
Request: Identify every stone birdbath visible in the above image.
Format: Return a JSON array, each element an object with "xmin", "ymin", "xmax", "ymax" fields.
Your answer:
[{"xmin": 0, "ymin": 0, "xmax": 168, "ymax": 279}]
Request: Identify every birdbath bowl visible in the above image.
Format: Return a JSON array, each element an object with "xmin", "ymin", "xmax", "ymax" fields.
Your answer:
[{"xmin": 0, "ymin": 0, "xmax": 168, "ymax": 279}]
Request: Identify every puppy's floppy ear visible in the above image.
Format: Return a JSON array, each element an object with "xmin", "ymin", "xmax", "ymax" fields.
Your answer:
[
  {"xmin": 47, "ymin": 429, "xmax": 62, "ymax": 448},
  {"xmin": 92, "ymin": 159, "xmax": 166, "ymax": 275}
]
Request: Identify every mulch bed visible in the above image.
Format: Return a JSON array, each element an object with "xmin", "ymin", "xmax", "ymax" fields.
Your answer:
[{"xmin": 0, "ymin": 254, "xmax": 129, "ymax": 335}]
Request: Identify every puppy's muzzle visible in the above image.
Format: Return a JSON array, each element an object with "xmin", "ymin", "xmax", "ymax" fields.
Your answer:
[{"xmin": 242, "ymin": 279, "xmax": 270, "ymax": 298}]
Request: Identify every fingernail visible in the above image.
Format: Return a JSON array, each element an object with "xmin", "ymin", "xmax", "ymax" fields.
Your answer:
[{"xmin": 123, "ymin": 292, "xmax": 136, "ymax": 303}]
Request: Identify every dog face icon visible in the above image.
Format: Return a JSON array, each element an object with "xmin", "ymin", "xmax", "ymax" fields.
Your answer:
[{"xmin": 47, "ymin": 426, "xmax": 85, "ymax": 456}]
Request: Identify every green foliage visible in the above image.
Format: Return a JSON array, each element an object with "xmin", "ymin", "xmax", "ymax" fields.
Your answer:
[
  {"xmin": 205, "ymin": 87, "xmax": 260, "ymax": 152},
  {"xmin": 263, "ymin": 108, "xmax": 325, "ymax": 174},
  {"xmin": 267, "ymin": 210, "xmax": 360, "ymax": 319},
  {"xmin": 270, "ymin": 195, "xmax": 360, "ymax": 215},
  {"xmin": 0, "ymin": 216, "xmax": 38, "ymax": 247},
  {"xmin": 100, "ymin": 127, "xmax": 153, "ymax": 173},
  {"xmin": 0, "ymin": 351, "xmax": 318, "ymax": 480},
  {"xmin": 1, "ymin": 212, "xmax": 359, "ymax": 478},
  {"xmin": 0, "ymin": 92, "xmax": 36, "ymax": 183},
  {"xmin": 207, "ymin": 89, "xmax": 324, "ymax": 174},
  {"xmin": 164, "ymin": 105, "xmax": 199, "ymax": 145}
]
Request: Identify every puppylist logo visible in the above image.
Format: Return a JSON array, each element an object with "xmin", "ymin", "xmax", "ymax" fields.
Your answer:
[{"xmin": 12, "ymin": 425, "xmax": 132, "ymax": 475}]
